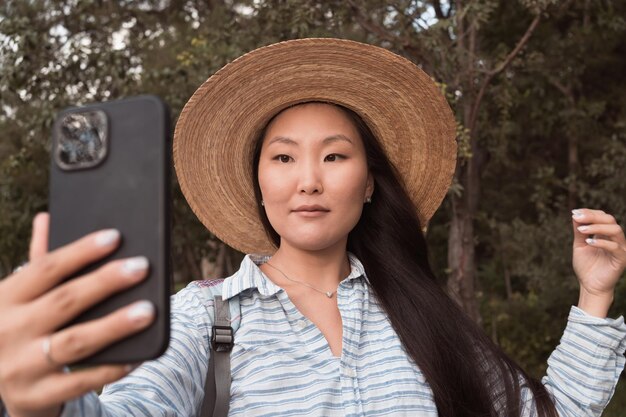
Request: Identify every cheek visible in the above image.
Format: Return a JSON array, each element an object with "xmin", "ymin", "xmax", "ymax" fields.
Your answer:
[
  {"xmin": 334, "ymin": 163, "xmax": 369, "ymax": 197},
  {"xmin": 258, "ymin": 169, "xmax": 288, "ymax": 233},
  {"xmin": 327, "ymin": 166, "xmax": 369, "ymax": 216},
  {"xmin": 258, "ymin": 164, "xmax": 291, "ymax": 202}
]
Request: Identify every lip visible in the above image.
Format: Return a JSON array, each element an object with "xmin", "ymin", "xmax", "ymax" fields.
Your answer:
[
  {"xmin": 292, "ymin": 205, "xmax": 330, "ymax": 218},
  {"xmin": 293, "ymin": 205, "xmax": 330, "ymax": 212},
  {"xmin": 294, "ymin": 210, "xmax": 329, "ymax": 218}
]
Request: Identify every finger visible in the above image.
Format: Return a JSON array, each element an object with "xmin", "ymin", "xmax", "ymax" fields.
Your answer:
[
  {"xmin": 23, "ymin": 364, "xmax": 136, "ymax": 410},
  {"xmin": 29, "ymin": 257, "xmax": 149, "ymax": 334},
  {"xmin": 29, "ymin": 212, "xmax": 50, "ymax": 261},
  {"xmin": 584, "ymin": 237, "xmax": 621, "ymax": 254},
  {"xmin": 38, "ymin": 300, "xmax": 155, "ymax": 369},
  {"xmin": 571, "ymin": 208, "xmax": 618, "ymax": 247},
  {"xmin": 6, "ymin": 229, "xmax": 121, "ymax": 303},
  {"xmin": 576, "ymin": 224, "xmax": 626, "ymax": 243},
  {"xmin": 572, "ymin": 208, "xmax": 618, "ymax": 226}
]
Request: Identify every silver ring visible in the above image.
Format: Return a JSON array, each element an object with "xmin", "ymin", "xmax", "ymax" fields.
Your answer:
[{"xmin": 42, "ymin": 335, "xmax": 63, "ymax": 367}]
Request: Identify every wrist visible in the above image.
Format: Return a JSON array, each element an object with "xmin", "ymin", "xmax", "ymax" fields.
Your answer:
[{"xmin": 578, "ymin": 288, "xmax": 614, "ymax": 318}]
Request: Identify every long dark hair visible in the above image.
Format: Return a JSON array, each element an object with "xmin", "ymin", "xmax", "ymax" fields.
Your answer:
[{"xmin": 251, "ymin": 102, "xmax": 558, "ymax": 417}]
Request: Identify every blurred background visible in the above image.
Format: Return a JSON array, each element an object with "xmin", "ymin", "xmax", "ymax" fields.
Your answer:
[{"xmin": 1, "ymin": 0, "xmax": 625, "ymax": 413}]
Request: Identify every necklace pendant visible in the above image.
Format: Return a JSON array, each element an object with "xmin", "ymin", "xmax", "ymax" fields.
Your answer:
[{"xmin": 325, "ymin": 291, "xmax": 333, "ymax": 298}]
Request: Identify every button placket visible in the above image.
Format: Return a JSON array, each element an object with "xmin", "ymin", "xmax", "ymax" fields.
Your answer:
[{"xmin": 337, "ymin": 278, "xmax": 366, "ymax": 415}]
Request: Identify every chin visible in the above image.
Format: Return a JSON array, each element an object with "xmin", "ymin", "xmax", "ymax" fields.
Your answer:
[{"xmin": 279, "ymin": 234, "xmax": 344, "ymax": 253}]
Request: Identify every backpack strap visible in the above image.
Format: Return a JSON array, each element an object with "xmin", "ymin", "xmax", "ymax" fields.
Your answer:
[{"xmin": 198, "ymin": 280, "xmax": 241, "ymax": 417}]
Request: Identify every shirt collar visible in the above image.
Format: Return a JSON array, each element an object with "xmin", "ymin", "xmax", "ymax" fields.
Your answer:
[{"xmin": 222, "ymin": 251, "xmax": 368, "ymax": 300}]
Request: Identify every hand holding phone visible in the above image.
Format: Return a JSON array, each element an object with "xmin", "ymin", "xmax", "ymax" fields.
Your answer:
[
  {"xmin": 0, "ymin": 95, "xmax": 171, "ymax": 417},
  {"xmin": 0, "ymin": 214, "xmax": 153, "ymax": 417}
]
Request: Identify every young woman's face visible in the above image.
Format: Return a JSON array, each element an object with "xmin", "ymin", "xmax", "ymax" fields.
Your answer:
[{"xmin": 258, "ymin": 103, "xmax": 374, "ymax": 252}]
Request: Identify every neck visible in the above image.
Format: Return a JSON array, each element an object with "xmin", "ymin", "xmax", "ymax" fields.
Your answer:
[{"xmin": 262, "ymin": 239, "xmax": 352, "ymax": 292}]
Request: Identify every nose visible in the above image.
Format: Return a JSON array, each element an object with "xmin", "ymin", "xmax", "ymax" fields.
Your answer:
[{"xmin": 298, "ymin": 159, "xmax": 323, "ymax": 195}]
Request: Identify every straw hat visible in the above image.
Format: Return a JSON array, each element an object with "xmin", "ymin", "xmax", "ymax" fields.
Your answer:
[{"xmin": 174, "ymin": 38, "xmax": 457, "ymax": 255}]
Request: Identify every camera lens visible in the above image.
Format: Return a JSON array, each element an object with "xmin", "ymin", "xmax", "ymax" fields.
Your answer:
[{"xmin": 56, "ymin": 109, "xmax": 108, "ymax": 170}]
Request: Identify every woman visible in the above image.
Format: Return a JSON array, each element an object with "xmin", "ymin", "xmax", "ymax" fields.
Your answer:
[{"xmin": 0, "ymin": 39, "xmax": 625, "ymax": 417}]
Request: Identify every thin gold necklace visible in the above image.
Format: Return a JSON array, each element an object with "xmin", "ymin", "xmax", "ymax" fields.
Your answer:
[{"xmin": 264, "ymin": 261, "xmax": 336, "ymax": 298}]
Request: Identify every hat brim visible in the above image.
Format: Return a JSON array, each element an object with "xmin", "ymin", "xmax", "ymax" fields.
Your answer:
[{"xmin": 174, "ymin": 38, "xmax": 457, "ymax": 255}]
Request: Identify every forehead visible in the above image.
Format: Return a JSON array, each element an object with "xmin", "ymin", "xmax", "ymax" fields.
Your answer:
[{"xmin": 263, "ymin": 103, "xmax": 361, "ymax": 143}]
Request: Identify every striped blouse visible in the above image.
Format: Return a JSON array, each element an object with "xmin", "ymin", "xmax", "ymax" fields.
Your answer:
[{"xmin": 47, "ymin": 253, "xmax": 626, "ymax": 415}]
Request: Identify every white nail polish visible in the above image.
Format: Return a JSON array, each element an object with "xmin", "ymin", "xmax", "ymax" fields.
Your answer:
[
  {"xmin": 95, "ymin": 229, "xmax": 120, "ymax": 246},
  {"xmin": 127, "ymin": 301, "xmax": 154, "ymax": 322},
  {"xmin": 121, "ymin": 257, "xmax": 149, "ymax": 276},
  {"xmin": 577, "ymin": 226, "xmax": 589, "ymax": 232},
  {"xmin": 585, "ymin": 238, "xmax": 596, "ymax": 245},
  {"xmin": 572, "ymin": 209, "xmax": 584, "ymax": 218}
]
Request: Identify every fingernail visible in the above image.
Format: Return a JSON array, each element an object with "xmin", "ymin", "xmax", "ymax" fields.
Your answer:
[
  {"xmin": 585, "ymin": 238, "xmax": 596, "ymax": 245},
  {"xmin": 577, "ymin": 225, "xmax": 589, "ymax": 232},
  {"xmin": 34, "ymin": 212, "xmax": 48, "ymax": 226},
  {"xmin": 572, "ymin": 209, "xmax": 584, "ymax": 218},
  {"xmin": 127, "ymin": 300, "xmax": 154, "ymax": 323},
  {"xmin": 95, "ymin": 229, "xmax": 120, "ymax": 246},
  {"xmin": 121, "ymin": 257, "xmax": 149, "ymax": 277}
]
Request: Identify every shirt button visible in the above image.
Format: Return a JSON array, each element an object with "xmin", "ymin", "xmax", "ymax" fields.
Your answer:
[
  {"xmin": 297, "ymin": 320, "xmax": 307, "ymax": 330},
  {"xmin": 345, "ymin": 367, "xmax": 357, "ymax": 378}
]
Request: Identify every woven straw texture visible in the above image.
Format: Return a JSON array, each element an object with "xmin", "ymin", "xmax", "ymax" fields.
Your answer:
[{"xmin": 174, "ymin": 38, "xmax": 457, "ymax": 255}]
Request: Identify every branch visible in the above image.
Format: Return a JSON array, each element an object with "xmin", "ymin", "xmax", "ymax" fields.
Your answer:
[
  {"xmin": 346, "ymin": 0, "xmax": 399, "ymax": 44},
  {"xmin": 345, "ymin": 0, "xmax": 432, "ymax": 68},
  {"xmin": 468, "ymin": 13, "xmax": 541, "ymax": 132},
  {"xmin": 399, "ymin": 1, "xmax": 424, "ymax": 25},
  {"xmin": 392, "ymin": 3, "xmax": 428, "ymax": 32},
  {"xmin": 432, "ymin": 0, "xmax": 446, "ymax": 19},
  {"xmin": 489, "ymin": 13, "xmax": 540, "ymax": 77},
  {"xmin": 451, "ymin": 20, "xmax": 476, "ymax": 48},
  {"xmin": 547, "ymin": 76, "xmax": 575, "ymax": 104}
]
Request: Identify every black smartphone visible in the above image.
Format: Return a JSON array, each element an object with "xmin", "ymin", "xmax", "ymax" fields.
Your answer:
[{"xmin": 48, "ymin": 95, "xmax": 171, "ymax": 365}]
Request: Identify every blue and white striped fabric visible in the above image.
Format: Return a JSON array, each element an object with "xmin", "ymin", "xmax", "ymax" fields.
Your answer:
[{"xmin": 53, "ymin": 253, "xmax": 625, "ymax": 416}]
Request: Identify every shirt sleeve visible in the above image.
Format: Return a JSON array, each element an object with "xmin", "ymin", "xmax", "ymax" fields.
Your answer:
[
  {"xmin": 521, "ymin": 305, "xmax": 626, "ymax": 417},
  {"xmin": 57, "ymin": 282, "xmax": 212, "ymax": 417}
]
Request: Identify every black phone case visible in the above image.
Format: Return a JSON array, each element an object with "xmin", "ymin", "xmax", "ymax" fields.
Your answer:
[{"xmin": 49, "ymin": 95, "xmax": 171, "ymax": 365}]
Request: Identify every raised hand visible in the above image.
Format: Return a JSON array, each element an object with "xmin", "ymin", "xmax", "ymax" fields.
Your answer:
[{"xmin": 571, "ymin": 208, "xmax": 626, "ymax": 317}]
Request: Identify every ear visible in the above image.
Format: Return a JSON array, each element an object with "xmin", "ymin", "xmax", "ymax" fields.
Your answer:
[{"xmin": 365, "ymin": 172, "xmax": 375, "ymax": 198}]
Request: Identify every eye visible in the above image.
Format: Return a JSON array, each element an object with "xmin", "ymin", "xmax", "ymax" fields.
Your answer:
[
  {"xmin": 273, "ymin": 154, "xmax": 292, "ymax": 163},
  {"xmin": 324, "ymin": 154, "xmax": 345, "ymax": 162}
]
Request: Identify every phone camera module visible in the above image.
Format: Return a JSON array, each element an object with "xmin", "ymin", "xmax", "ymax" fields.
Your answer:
[{"xmin": 55, "ymin": 110, "xmax": 108, "ymax": 170}]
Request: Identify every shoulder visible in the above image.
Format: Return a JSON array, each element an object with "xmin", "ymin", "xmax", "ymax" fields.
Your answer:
[
  {"xmin": 172, "ymin": 279, "xmax": 225, "ymax": 306},
  {"xmin": 171, "ymin": 278, "xmax": 243, "ymax": 330},
  {"xmin": 169, "ymin": 279, "xmax": 226, "ymax": 326}
]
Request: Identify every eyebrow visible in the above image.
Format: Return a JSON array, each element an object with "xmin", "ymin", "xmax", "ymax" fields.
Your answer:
[{"xmin": 266, "ymin": 134, "xmax": 354, "ymax": 147}]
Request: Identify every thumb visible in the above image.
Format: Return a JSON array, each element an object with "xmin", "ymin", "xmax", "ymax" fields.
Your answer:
[{"xmin": 29, "ymin": 212, "xmax": 50, "ymax": 261}]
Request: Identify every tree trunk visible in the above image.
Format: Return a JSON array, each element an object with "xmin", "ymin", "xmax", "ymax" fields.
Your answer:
[
  {"xmin": 499, "ymin": 226, "xmax": 513, "ymax": 299},
  {"xmin": 445, "ymin": 1, "xmax": 482, "ymax": 325},
  {"xmin": 447, "ymin": 195, "xmax": 480, "ymax": 323},
  {"xmin": 447, "ymin": 132, "xmax": 482, "ymax": 324},
  {"xmin": 447, "ymin": 183, "xmax": 482, "ymax": 324},
  {"xmin": 568, "ymin": 134, "xmax": 579, "ymax": 211}
]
